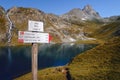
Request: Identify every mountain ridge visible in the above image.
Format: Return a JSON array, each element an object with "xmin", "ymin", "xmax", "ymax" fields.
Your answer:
[
  {"xmin": 0, "ymin": 5, "xmax": 102, "ymax": 46},
  {"xmin": 60, "ymin": 5, "xmax": 101, "ymax": 21},
  {"xmin": 0, "ymin": 5, "xmax": 120, "ymax": 46}
]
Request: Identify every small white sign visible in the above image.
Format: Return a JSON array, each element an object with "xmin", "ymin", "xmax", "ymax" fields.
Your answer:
[
  {"xmin": 28, "ymin": 20, "xmax": 44, "ymax": 32},
  {"xmin": 18, "ymin": 31, "xmax": 50, "ymax": 43}
]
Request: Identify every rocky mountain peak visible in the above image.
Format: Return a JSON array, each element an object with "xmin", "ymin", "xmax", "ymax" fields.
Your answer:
[
  {"xmin": 0, "ymin": 6, "xmax": 5, "ymax": 10},
  {"xmin": 82, "ymin": 4, "xmax": 101, "ymax": 18},
  {"xmin": 61, "ymin": 5, "xmax": 101, "ymax": 21},
  {"xmin": 0, "ymin": 6, "xmax": 5, "ymax": 15},
  {"xmin": 65, "ymin": 8, "xmax": 84, "ymax": 19},
  {"xmin": 69, "ymin": 8, "xmax": 82, "ymax": 14},
  {"xmin": 7, "ymin": 6, "xmax": 17, "ymax": 14},
  {"xmin": 82, "ymin": 5, "xmax": 93, "ymax": 12}
]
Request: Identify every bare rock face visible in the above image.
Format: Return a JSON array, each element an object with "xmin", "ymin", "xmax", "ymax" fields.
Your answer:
[
  {"xmin": 0, "ymin": 6, "xmax": 7, "ymax": 45},
  {"xmin": 61, "ymin": 5, "xmax": 101, "ymax": 21},
  {"xmin": 61, "ymin": 8, "xmax": 85, "ymax": 20},
  {"xmin": 82, "ymin": 5, "xmax": 101, "ymax": 19},
  {"xmin": 7, "ymin": 7, "xmax": 46, "ymax": 24},
  {"xmin": 0, "ymin": 6, "xmax": 5, "ymax": 15}
]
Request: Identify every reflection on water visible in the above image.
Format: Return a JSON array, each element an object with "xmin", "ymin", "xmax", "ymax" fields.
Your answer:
[
  {"xmin": 8, "ymin": 47, "xmax": 12, "ymax": 66},
  {"xmin": 0, "ymin": 43, "xmax": 96, "ymax": 79}
]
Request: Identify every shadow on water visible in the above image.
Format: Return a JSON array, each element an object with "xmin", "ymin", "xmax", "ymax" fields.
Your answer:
[{"xmin": 0, "ymin": 43, "xmax": 97, "ymax": 79}]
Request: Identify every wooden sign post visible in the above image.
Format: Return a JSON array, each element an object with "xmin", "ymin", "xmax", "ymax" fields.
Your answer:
[
  {"xmin": 32, "ymin": 43, "xmax": 38, "ymax": 80},
  {"xmin": 18, "ymin": 20, "xmax": 51, "ymax": 80},
  {"xmin": 29, "ymin": 20, "xmax": 43, "ymax": 80}
]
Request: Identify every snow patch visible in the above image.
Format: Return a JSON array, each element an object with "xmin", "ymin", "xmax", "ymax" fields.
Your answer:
[
  {"xmin": 69, "ymin": 37, "xmax": 76, "ymax": 42},
  {"xmin": 81, "ymin": 18, "xmax": 86, "ymax": 20}
]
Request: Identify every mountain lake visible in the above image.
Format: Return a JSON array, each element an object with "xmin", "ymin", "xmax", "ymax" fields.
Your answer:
[{"xmin": 0, "ymin": 43, "xmax": 97, "ymax": 80}]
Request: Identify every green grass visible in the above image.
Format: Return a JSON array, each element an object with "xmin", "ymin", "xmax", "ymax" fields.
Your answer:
[
  {"xmin": 93, "ymin": 22, "xmax": 120, "ymax": 40},
  {"xmin": 15, "ymin": 37, "xmax": 120, "ymax": 80},
  {"xmin": 15, "ymin": 67, "xmax": 67, "ymax": 80},
  {"xmin": 69, "ymin": 37, "xmax": 120, "ymax": 80}
]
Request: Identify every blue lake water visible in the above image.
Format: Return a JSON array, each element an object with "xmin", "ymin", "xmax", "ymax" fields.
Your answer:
[{"xmin": 0, "ymin": 43, "xmax": 96, "ymax": 80}]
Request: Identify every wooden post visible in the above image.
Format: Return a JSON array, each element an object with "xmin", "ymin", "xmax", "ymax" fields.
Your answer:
[{"xmin": 32, "ymin": 43, "xmax": 38, "ymax": 80}]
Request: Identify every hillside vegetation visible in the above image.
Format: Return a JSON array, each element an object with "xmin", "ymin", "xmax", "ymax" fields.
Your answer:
[
  {"xmin": 69, "ymin": 37, "xmax": 120, "ymax": 80},
  {"xmin": 15, "ymin": 36, "xmax": 120, "ymax": 80},
  {"xmin": 93, "ymin": 21, "xmax": 120, "ymax": 40}
]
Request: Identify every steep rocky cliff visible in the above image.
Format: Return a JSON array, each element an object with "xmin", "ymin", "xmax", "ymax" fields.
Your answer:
[{"xmin": 0, "ymin": 6, "xmax": 7, "ymax": 45}]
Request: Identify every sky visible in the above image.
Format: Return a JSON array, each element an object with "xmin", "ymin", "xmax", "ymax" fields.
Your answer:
[{"xmin": 0, "ymin": 0, "xmax": 120, "ymax": 17}]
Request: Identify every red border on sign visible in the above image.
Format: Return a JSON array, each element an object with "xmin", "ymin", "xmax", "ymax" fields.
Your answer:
[
  {"xmin": 49, "ymin": 34, "xmax": 52, "ymax": 43},
  {"xmin": 20, "ymin": 31, "xmax": 24, "ymax": 35},
  {"xmin": 18, "ymin": 39, "xmax": 24, "ymax": 43}
]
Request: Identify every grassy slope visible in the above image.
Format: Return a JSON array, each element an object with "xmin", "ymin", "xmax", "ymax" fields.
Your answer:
[
  {"xmin": 15, "ymin": 36, "xmax": 120, "ymax": 80},
  {"xmin": 69, "ymin": 37, "xmax": 120, "ymax": 80},
  {"xmin": 93, "ymin": 22, "xmax": 120, "ymax": 40}
]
